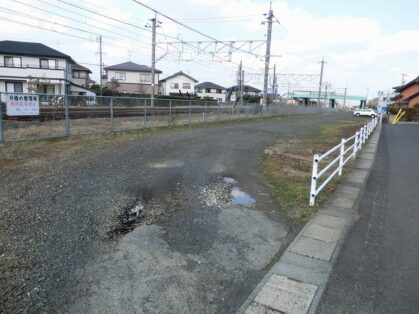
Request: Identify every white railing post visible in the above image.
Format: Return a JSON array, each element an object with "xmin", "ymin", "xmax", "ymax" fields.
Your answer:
[
  {"xmin": 362, "ymin": 126, "xmax": 366, "ymax": 144},
  {"xmin": 353, "ymin": 131, "xmax": 359, "ymax": 158},
  {"xmin": 309, "ymin": 154, "xmax": 319, "ymax": 206},
  {"xmin": 338, "ymin": 138, "xmax": 345, "ymax": 175}
]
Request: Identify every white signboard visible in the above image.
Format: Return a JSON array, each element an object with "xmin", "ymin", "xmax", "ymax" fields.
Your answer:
[{"xmin": 6, "ymin": 94, "xmax": 40, "ymax": 116}]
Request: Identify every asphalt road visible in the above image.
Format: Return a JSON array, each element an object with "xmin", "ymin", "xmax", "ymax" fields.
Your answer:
[
  {"xmin": 1, "ymin": 112, "xmax": 353, "ymax": 313},
  {"xmin": 317, "ymin": 124, "xmax": 419, "ymax": 313}
]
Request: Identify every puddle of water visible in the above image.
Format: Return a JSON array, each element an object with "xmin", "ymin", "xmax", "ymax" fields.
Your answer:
[
  {"xmin": 230, "ymin": 187, "xmax": 256, "ymax": 205},
  {"xmin": 222, "ymin": 177, "xmax": 256, "ymax": 206}
]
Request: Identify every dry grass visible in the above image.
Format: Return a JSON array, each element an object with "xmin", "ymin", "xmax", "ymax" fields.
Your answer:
[
  {"xmin": 2, "ymin": 111, "xmax": 258, "ymax": 142},
  {"xmin": 262, "ymin": 120, "xmax": 366, "ymax": 223}
]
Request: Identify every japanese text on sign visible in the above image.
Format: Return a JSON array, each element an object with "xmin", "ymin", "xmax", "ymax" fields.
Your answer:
[{"xmin": 6, "ymin": 94, "xmax": 40, "ymax": 116}]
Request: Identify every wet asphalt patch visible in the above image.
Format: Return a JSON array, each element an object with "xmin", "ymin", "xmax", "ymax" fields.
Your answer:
[
  {"xmin": 108, "ymin": 189, "xmax": 184, "ymax": 239},
  {"xmin": 109, "ymin": 177, "xmax": 256, "ymax": 238}
]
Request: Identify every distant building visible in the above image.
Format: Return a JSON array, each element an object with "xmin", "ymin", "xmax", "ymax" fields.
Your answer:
[
  {"xmin": 195, "ymin": 81, "xmax": 226, "ymax": 102},
  {"xmin": 393, "ymin": 76, "xmax": 419, "ymax": 108},
  {"xmin": 226, "ymin": 84, "xmax": 261, "ymax": 101},
  {"xmin": 159, "ymin": 71, "xmax": 198, "ymax": 96},
  {"xmin": 0, "ymin": 40, "xmax": 95, "ymax": 100},
  {"xmin": 104, "ymin": 61, "xmax": 161, "ymax": 94}
]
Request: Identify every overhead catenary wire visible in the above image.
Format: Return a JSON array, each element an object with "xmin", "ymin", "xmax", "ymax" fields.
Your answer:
[
  {"xmin": 46, "ymin": 0, "xmax": 251, "ymax": 66},
  {"xmin": 1, "ymin": 0, "xmax": 269, "ymax": 88},
  {"xmin": 130, "ymin": 0, "xmax": 264, "ymax": 58}
]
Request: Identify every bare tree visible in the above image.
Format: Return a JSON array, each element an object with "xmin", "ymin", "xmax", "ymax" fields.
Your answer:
[{"xmin": 109, "ymin": 78, "xmax": 120, "ymax": 93}]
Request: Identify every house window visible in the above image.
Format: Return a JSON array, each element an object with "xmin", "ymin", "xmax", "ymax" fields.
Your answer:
[
  {"xmin": 40, "ymin": 59, "xmax": 57, "ymax": 69},
  {"xmin": 140, "ymin": 74, "xmax": 150, "ymax": 83},
  {"xmin": 4, "ymin": 56, "xmax": 22, "ymax": 67},
  {"xmin": 170, "ymin": 83, "xmax": 179, "ymax": 89},
  {"xmin": 73, "ymin": 71, "xmax": 87, "ymax": 78},
  {"xmin": 41, "ymin": 85, "xmax": 55, "ymax": 95},
  {"xmin": 205, "ymin": 88, "xmax": 211, "ymax": 93},
  {"xmin": 6, "ymin": 81, "xmax": 23, "ymax": 93},
  {"xmin": 183, "ymin": 82, "xmax": 191, "ymax": 89},
  {"xmin": 216, "ymin": 89, "xmax": 222, "ymax": 93},
  {"xmin": 115, "ymin": 72, "xmax": 126, "ymax": 80}
]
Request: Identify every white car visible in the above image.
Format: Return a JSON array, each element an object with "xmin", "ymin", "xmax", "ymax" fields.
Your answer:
[{"xmin": 353, "ymin": 108, "xmax": 377, "ymax": 117}]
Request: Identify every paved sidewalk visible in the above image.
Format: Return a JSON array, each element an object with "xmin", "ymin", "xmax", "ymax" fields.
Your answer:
[
  {"xmin": 238, "ymin": 123, "xmax": 382, "ymax": 314},
  {"xmin": 317, "ymin": 124, "xmax": 419, "ymax": 313}
]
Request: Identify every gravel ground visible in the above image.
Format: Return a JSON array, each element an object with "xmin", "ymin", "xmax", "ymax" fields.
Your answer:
[{"xmin": 1, "ymin": 112, "xmax": 354, "ymax": 313}]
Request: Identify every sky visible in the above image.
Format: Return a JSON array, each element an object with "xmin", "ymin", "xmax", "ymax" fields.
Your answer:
[{"xmin": 1, "ymin": 0, "xmax": 419, "ymax": 100}]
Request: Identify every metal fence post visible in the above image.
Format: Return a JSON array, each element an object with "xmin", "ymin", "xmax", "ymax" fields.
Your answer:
[
  {"xmin": 188, "ymin": 100, "xmax": 192, "ymax": 126},
  {"xmin": 0, "ymin": 96, "xmax": 4, "ymax": 144},
  {"xmin": 64, "ymin": 94, "xmax": 70, "ymax": 136},
  {"xmin": 309, "ymin": 154, "xmax": 319, "ymax": 206},
  {"xmin": 110, "ymin": 97, "xmax": 114, "ymax": 132},
  {"xmin": 353, "ymin": 131, "xmax": 359, "ymax": 158},
  {"xmin": 203, "ymin": 101, "xmax": 207, "ymax": 122},
  {"xmin": 144, "ymin": 99, "xmax": 148, "ymax": 129},
  {"xmin": 168, "ymin": 100, "xmax": 172, "ymax": 127},
  {"xmin": 338, "ymin": 138, "xmax": 345, "ymax": 175}
]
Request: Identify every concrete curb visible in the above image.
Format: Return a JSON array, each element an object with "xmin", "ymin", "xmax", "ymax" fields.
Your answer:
[{"xmin": 237, "ymin": 123, "xmax": 383, "ymax": 314}]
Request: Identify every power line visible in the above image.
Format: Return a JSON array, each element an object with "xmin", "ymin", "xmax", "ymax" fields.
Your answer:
[
  {"xmin": 130, "ymin": 0, "xmax": 263, "ymax": 58},
  {"xmin": 0, "ymin": 7, "xmax": 152, "ymax": 55},
  {"xmin": 53, "ymin": 0, "xmax": 245, "ymax": 65},
  {"xmin": 11, "ymin": 0, "xmax": 144, "ymax": 43},
  {"xmin": 36, "ymin": 0, "xmax": 144, "ymax": 38},
  {"xmin": 176, "ymin": 14, "xmax": 260, "ymax": 21},
  {"xmin": 0, "ymin": 16, "xmax": 93, "ymax": 42},
  {"xmin": 56, "ymin": 0, "xmax": 151, "ymax": 33}
]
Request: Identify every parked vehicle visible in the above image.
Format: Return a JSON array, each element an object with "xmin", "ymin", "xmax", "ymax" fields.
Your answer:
[{"xmin": 353, "ymin": 108, "xmax": 377, "ymax": 117}]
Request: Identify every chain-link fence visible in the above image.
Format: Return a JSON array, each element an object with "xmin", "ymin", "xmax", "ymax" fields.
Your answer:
[{"xmin": 0, "ymin": 93, "xmax": 338, "ymax": 143}]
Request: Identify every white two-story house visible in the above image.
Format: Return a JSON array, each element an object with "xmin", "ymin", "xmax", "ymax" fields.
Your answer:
[
  {"xmin": 195, "ymin": 82, "xmax": 226, "ymax": 102},
  {"xmin": 70, "ymin": 63, "xmax": 93, "ymax": 95},
  {"xmin": 104, "ymin": 62, "xmax": 161, "ymax": 94},
  {"xmin": 0, "ymin": 40, "xmax": 95, "ymax": 101},
  {"xmin": 159, "ymin": 71, "xmax": 198, "ymax": 97}
]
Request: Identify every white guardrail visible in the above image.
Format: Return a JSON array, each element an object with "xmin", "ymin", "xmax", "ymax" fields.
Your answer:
[{"xmin": 309, "ymin": 115, "xmax": 381, "ymax": 206}]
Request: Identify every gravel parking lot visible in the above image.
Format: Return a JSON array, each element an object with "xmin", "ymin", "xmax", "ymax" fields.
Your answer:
[{"xmin": 1, "ymin": 112, "xmax": 355, "ymax": 313}]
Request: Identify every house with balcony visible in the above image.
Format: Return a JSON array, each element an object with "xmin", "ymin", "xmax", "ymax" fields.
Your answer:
[
  {"xmin": 195, "ymin": 81, "xmax": 226, "ymax": 102},
  {"xmin": 159, "ymin": 71, "xmax": 198, "ymax": 97},
  {"xmin": 104, "ymin": 62, "xmax": 161, "ymax": 94},
  {"xmin": 393, "ymin": 76, "xmax": 419, "ymax": 108},
  {"xmin": 0, "ymin": 40, "xmax": 95, "ymax": 101}
]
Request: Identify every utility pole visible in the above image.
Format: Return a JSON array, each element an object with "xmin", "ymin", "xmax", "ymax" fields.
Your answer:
[
  {"xmin": 262, "ymin": 2, "xmax": 274, "ymax": 109},
  {"xmin": 98, "ymin": 35, "xmax": 103, "ymax": 96},
  {"xmin": 324, "ymin": 83, "xmax": 328, "ymax": 107},
  {"xmin": 343, "ymin": 87, "xmax": 347, "ymax": 108},
  {"xmin": 272, "ymin": 64, "xmax": 277, "ymax": 103},
  {"xmin": 317, "ymin": 58, "xmax": 325, "ymax": 107},
  {"xmin": 241, "ymin": 70, "xmax": 244, "ymax": 107},
  {"xmin": 401, "ymin": 73, "xmax": 407, "ymax": 85},
  {"xmin": 238, "ymin": 61, "xmax": 244, "ymax": 106},
  {"xmin": 150, "ymin": 14, "xmax": 157, "ymax": 107}
]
